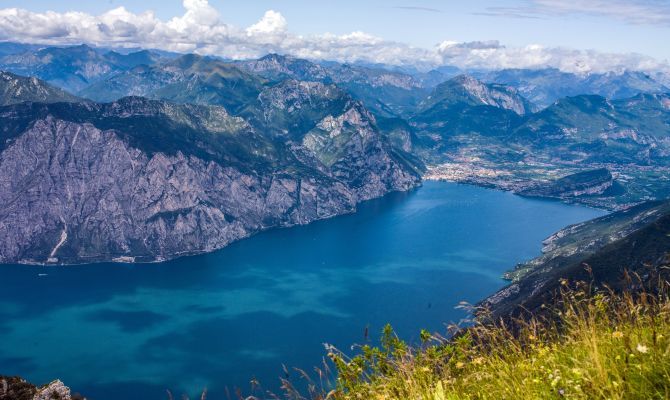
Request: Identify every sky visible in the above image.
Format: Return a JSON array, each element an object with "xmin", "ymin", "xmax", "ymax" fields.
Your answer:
[{"xmin": 1, "ymin": 0, "xmax": 669, "ymax": 73}]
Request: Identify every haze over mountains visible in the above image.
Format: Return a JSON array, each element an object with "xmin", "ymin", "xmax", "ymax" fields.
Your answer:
[{"xmin": 0, "ymin": 42, "xmax": 670, "ymax": 264}]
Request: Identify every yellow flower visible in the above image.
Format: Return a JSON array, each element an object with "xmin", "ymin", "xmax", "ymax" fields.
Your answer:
[
  {"xmin": 455, "ymin": 361, "xmax": 465, "ymax": 369},
  {"xmin": 612, "ymin": 331, "xmax": 624, "ymax": 339},
  {"xmin": 636, "ymin": 344, "xmax": 649, "ymax": 354},
  {"xmin": 473, "ymin": 357, "xmax": 485, "ymax": 365}
]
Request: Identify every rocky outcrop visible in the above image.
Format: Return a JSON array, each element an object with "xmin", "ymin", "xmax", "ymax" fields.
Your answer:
[
  {"xmin": 0, "ymin": 97, "xmax": 420, "ymax": 265},
  {"xmin": 0, "ymin": 376, "xmax": 76, "ymax": 400},
  {"xmin": 32, "ymin": 381, "xmax": 72, "ymax": 400}
]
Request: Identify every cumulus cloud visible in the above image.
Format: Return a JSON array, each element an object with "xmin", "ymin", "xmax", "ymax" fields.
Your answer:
[
  {"xmin": 0, "ymin": 0, "xmax": 667, "ymax": 74},
  {"xmin": 436, "ymin": 40, "xmax": 668, "ymax": 74}
]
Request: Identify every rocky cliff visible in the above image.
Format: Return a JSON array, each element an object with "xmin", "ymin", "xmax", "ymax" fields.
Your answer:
[{"xmin": 0, "ymin": 97, "xmax": 420, "ymax": 265}]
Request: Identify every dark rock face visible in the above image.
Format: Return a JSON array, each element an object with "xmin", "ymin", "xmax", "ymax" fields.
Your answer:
[
  {"xmin": 517, "ymin": 168, "xmax": 614, "ymax": 199},
  {"xmin": 0, "ymin": 98, "xmax": 420, "ymax": 265}
]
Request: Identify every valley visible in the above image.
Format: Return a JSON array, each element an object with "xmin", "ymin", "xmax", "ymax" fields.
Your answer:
[
  {"xmin": 0, "ymin": 39, "xmax": 669, "ymax": 399},
  {"xmin": 2, "ymin": 2, "xmax": 670, "ymax": 399}
]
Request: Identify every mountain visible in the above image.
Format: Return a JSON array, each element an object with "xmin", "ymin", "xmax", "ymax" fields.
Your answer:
[
  {"xmin": 0, "ymin": 71, "xmax": 82, "ymax": 105},
  {"xmin": 3, "ymin": 44, "xmax": 670, "ymax": 214},
  {"xmin": 516, "ymin": 93, "xmax": 670, "ymax": 164},
  {"xmin": 418, "ymin": 74, "xmax": 535, "ymax": 115},
  {"xmin": 79, "ymin": 54, "xmax": 265, "ymax": 112},
  {"xmin": 479, "ymin": 68, "xmax": 670, "ymax": 108},
  {"xmin": 0, "ymin": 96, "xmax": 420, "ymax": 265},
  {"xmin": 239, "ymin": 54, "xmax": 430, "ymax": 118},
  {"xmin": 485, "ymin": 199, "xmax": 670, "ymax": 319},
  {"xmin": 86, "ymin": 53, "xmax": 429, "ymax": 118},
  {"xmin": 0, "ymin": 44, "xmax": 164, "ymax": 93},
  {"xmin": 0, "ymin": 42, "xmax": 42, "ymax": 57},
  {"xmin": 517, "ymin": 168, "xmax": 615, "ymax": 199},
  {"xmin": 417, "ymin": 90, "xmax": 670, "ymax": 208},
  {"xmin": 410, "ymin": 75, "xmax": 530, "ymax": 147},
  {"xmin": 238, "ymin": 53, "xmax": 330, "ymax": 82},
  {"xmin": 80, "ymin": 54, "xmax": 431, "ymax": 158}
]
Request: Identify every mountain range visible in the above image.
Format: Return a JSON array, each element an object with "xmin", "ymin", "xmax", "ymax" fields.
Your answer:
[{"xmin": 0, "ymin": 42, "xmax": 670, "ymax": 266}]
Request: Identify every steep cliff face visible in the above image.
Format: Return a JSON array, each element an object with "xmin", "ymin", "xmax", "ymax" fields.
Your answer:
[{"xmin": 0, "ymin": 98, "xmax": 420, "ymax": 265}]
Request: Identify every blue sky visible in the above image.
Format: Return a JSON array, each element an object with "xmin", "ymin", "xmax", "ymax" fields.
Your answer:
[{"xmin": 1, "ymin": 0, "xmax": 669, "ymax": 71}]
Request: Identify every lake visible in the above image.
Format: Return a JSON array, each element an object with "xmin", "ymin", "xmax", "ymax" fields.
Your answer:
[{"xmin": 0, "ymin": 182, "xmax": 605, "ymax": 399}]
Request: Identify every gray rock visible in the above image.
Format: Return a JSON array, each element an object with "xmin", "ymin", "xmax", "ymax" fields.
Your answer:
[
  {"xmin": 33, "ymin": 380, "xmax": 72, "ymax": 400},
  {"xmin": 0, "ymin": 97, "xmax": 419, "ymax": 265}
]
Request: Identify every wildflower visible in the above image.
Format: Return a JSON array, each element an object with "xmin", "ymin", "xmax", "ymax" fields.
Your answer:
[
  {"xmin": 636, "ymin": 344, "xmax": 649, "ymax": 354},
  {"xmin": 473, "ymin": 357, "xmax": 485, "ymax": 365},
  {"xmin": 455, "ymin": 361, "xmax": 465, "ymax": 369},
  {"xmin": 612, "ymin": 331, "xmax": 624, "ymax": 339}
]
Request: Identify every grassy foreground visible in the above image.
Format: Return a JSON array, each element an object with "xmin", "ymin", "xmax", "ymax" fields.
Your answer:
[{"xmin": 280, "ymin": 278, "xmax": 670, "ymax": 400}]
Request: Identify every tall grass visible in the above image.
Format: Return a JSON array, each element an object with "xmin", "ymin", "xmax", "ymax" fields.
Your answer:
[{"xmin": 272, "ymin": 275, "xmax": 670, "ymax": 400}]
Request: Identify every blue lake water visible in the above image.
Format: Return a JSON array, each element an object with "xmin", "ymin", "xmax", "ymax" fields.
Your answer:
[{"xmin": 0, "ymin": 182, "xmax": 605, "ymax": 399}]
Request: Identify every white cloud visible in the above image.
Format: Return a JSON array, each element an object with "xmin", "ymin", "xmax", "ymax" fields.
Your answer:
[
  {"xmin": 0, "ymin": 0, "xmax": 667, "ymax": 74},
  {"xmin": 436, "ymin": 40, "xmax": 669, "ymax": 74},
  {"xmin": 482, "ymin": 0, "xmax": 670, "ymax": 26},
  {"xmin": 246, "ymin": 10, "xmax": 287, "ymax": 36}
]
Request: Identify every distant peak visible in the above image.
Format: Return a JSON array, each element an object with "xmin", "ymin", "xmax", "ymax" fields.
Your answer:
[{"xmin": 258, "ymin": 53, "xmax": 295, "ymax": 64}]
